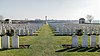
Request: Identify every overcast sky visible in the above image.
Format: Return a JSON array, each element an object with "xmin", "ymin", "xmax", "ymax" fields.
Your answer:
[{"xmin": 0, "ymin": 0, "xmax": 99, "ymax": 20}]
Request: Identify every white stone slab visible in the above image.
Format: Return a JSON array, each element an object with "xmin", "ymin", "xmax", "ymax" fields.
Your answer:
[
  {"xmin": 99, "ymin": 35, "xmax": 100, "ymax": 47},
  {"xmin": 56, "ymin": 27, "xmax": 59, "ymax": 32},
  {"xmin": 25, "ymin": 30, "xmax": 28, "ymax": 35},
  {"xmin": 0, "ymin": 37, "xmax": 1, "ymax": 49},
  {"xmin": 84, "ymin": 29, "xmax": 87, "ymax": 35},
  {"xmin": 16, "ymin": 30, "xmax": 19, "ymax": 35},
  {"xmin": 89, "ymin": 29, "xmax": 92, "ymax": 34},
  {"xmin": 71, "ymin": 29, "xmax": 73, "ymax": 34},
  {"xmin": 12, "ymin": 36, "xmax": 19, "ymax": 48},
  {"xmin": 59, "ymin": 29, "xmax": 63, "ymax": 35},
  {"xmin": 94, "ymin": 30, "xmax": 97, "ymax": 34},
  {"xmin": 29, "ymin": 29, "xmax": 33, "ymax": 35},
  {"xmin": 32, "ymin": 29, "xmax": 35, "ymax": 33},
  {"xmin": 67, "ymin": 29, "xmax": 69, "ymax": 35},
  {"xmin": 20, "ymin": 29, "xmax": 24, "ymax": 35},
  {"xmin": 18, "ymin": 29, "xmax": 21, "ymax": 35},
  {"xmin": 82, "ymin": 35, "xmax": 88, "ymax": 47},
  {"xmin": 63, "ymin": 28, "xmax": 66, "ymax": 34},
  {"xmin": 98, "ymin": 30, "xmax": 100, "ymax": 35},
  {"xmin": 2, "ymin": 36, "xmax": 10, "ymax": 48},
  {"xmin": 90, "ymin": 35, "xmax": 96, "ymax": 47},
  {"xmin": 72, "ymin": 35, "xmax": 78, "ymax": 47}
]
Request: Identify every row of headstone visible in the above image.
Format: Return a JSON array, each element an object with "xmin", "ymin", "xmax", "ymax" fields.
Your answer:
[
  {"xmin": 16, "ymin": 29, "xmax": 35, "ymax": 36},
  {"xmin": 1, "ymin": 36, "xmax": 19, "ymax": 49},
  {"xmin": 49, "ymin": 23, "xmax": 100, "ymax": 35},
  {"xmin": 72, "ymin": 34, "xmax": 99, "ymax": 47},
  {"xmin": 0, "ymin": 23, "xmax": 44, "ymax": 35},
  {"xmin": 55, "ymin": 28, "xmax": 100, "ymax": 36}
]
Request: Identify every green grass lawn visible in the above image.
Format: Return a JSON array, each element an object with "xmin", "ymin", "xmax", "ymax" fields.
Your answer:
[{"xmin": 0, "ymin": 24, "xmax": 100, "ymax": 56}]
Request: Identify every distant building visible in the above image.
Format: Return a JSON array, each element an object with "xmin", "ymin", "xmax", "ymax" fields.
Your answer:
[{"xmin": 79, "ymin": 18, "xmax": 85, "ymax": 24}]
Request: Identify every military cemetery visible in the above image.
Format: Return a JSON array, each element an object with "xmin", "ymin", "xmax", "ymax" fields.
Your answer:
[
  {"xmin": 0, "ymin": 16, "xmax": 100, "ymax": 56},
  {"xmin": 0, "ymin": 0, "xmax": 100, "ymax": 56}
]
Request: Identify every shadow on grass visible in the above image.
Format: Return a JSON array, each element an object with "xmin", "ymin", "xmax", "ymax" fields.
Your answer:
[
  {"xmin": 87, "ymin": 48, "xmax": 99, "ymax": 52},
  {"xmin": 0, "ymin": 48, "xmax": 20, "ymax": 51},
  {"xmin": 55, "ymin": 47, "xmax": 100, "ymax": 52},
  {"xmin": 67, "ymin": 47, "xmax": 83, "ymax": 52},
  {"xmin": 55, "ymin": 48, "xmax": 72, "ymax": 52},
  {"xmin": 0, "ymin": 45, "xmax": 31, "ymax": 51},
  {"xmin": 0, "ymin": 48, "xmax": 31, "ymax": 51}
]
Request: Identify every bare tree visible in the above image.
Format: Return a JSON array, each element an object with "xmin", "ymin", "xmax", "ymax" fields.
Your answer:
[{"xmin": 86, "ymin": 15, "xmax": 94, "ymax": 23}]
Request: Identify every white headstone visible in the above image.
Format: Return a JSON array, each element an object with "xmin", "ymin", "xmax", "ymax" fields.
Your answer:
[
  {"xmin": 67, "ymin": 29, "xmax": 69, "ymax": 35},
  {"xmin": 0, "ymin": 37, "xmax": 1, "ymax": 49},
  {"xmin": 16, "ymin": 30, "xmax": 19, "ymax": 35},
  {"xmin": 32, "ymin": 29, "xmax": 35, "ymax": 33},
  {"xmin": 94, "ymin": 29, "xmax": 96, "ymax": 34},
  {"xmin": 72, "ymin": 35, "xmax": 78, "ymax": 47},
  {"xmin": 2, "ymin": 36, "xmax": 10, "ymax": 48},
  {"xmin": 90, "ymin": 35, "xmax": 96, "ymax": 47},
  {"xmin": 12, "ymin": 36, "xmax": 19, "ymax": 48},
  {"xmin": 89, "ymin": 29, "xmax": 92, "ymax": 35},
  {"xmin": 82, "ymin": 35, "xmax": 88, "ymax": 47},
  {"xmin": 25, "ymin": 29, "xmax": 28, "ymax": 35},
  {"xmin": 99, "ymin": 35, "xmax": 100, "ymax": 47},
  {"xmin": 18, "ymin": 29, "xmax": 21, "ymax": 35},
  {"xmin": 59, "ymin": 28, "xmax": 63, "ymax": 35},
  {"xmin": 71, "ymin": 29, "xmax": 73, "ymax": 35},
  {"xmin": 98, "ymin": 30, "xmax": 100, "ymax": 35},
  {"xmin": 63, "ymin": 28, "xmax": 66, "ymax": 34},
  {"xmin": 84, "ymin": 29, "xmax": 87, "ymax": 35},
  {"xmin": 20, "ymin": 29, "xmax": 24, "ymax": 35},
  {"xmin": 1, "ymin": 29, "xmax": 5, "ymax": 35},
  {"xmin": 56, "ymin": 27, "xmax": 59, "ymax": 32},
  {"xmin": 29, "ymin": 29, "xmax": 33, "ymax": 36}
]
